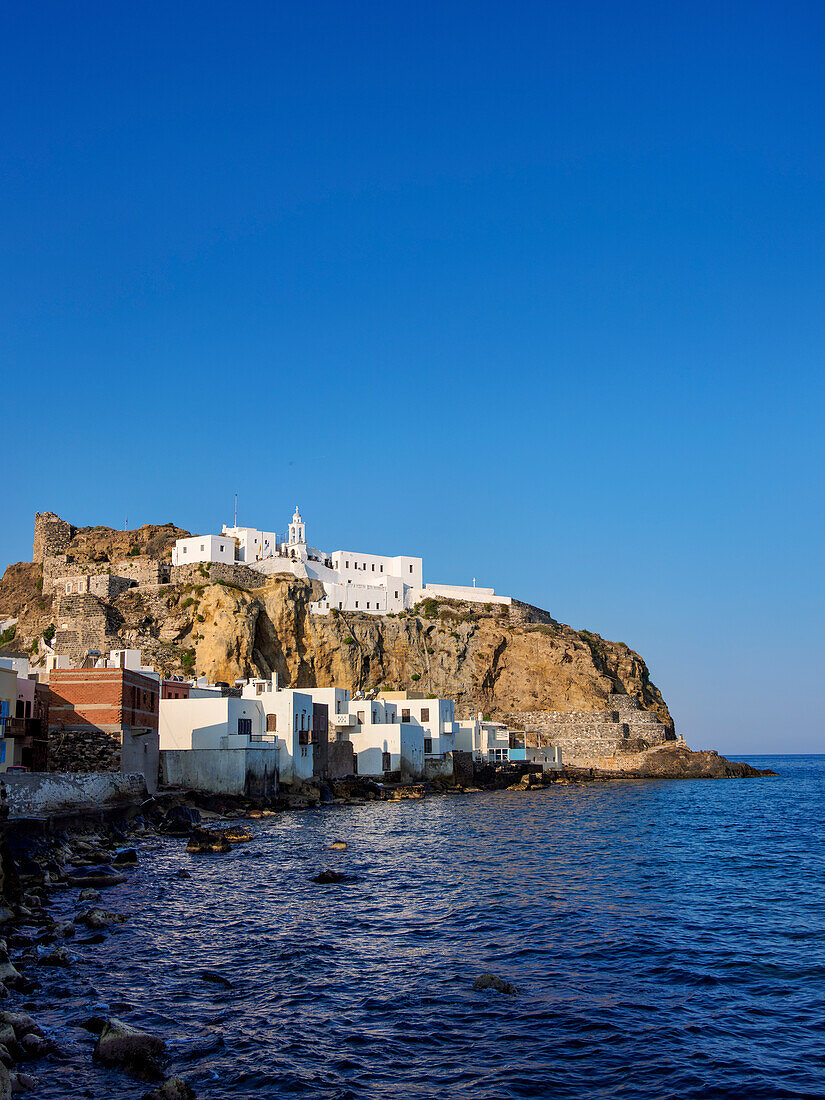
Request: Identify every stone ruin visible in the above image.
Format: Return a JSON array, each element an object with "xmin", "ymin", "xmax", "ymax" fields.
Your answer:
[{"xmin": 509, "ymin": 693, "xmax": 676, "ymax": 767}]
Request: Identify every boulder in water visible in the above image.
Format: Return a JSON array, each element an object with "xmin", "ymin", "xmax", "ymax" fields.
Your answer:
[
  {"xmin": 0, "ymin": 1013, "xmax": 43, "ymax": 1042},
  {"xmin": 93, "ymin": 1017, "xmax": 166, "ymax": 1080},
  {"xmin": 78, "ymin": 908, "xmax": 128, "ymax": 930},
  {"xmin": 112, "ymin": 848, "xmax": 139, "ymax": 866},
  {"xmin": 198, "ymin": 969, "xmax": 232, "ymax": 988},
  {"xmin": 66, "ymin": 866, "xmax": 126, "ymax": 889},
  {"xmin": 142, "ymin": 1076, "xmax": 196, "ymax": 1100},
  {"xmin": 39, "ymin": 946, "xmax": 71, "ymax": 968},
  {"xmin": 330, "ymin": 841, "xmax": 347, "ymax": 851},
  {"xmin": 18, "ymin": 1032, "xmax": 53, "ymax": 1058},
  {"xmin": 472, "ymin": 973, "xmax": 519, "ymax": 995},
  {"xmin": 311, "ymin": 870, "xmax": 352, "ymax": 884},
  {"xmin": 186, "ymin": 828, "xmax": 231, "ymax": 854},
  {"xmin": 162, "ymin": 806, "xmax": 201, "ymax": 836}
]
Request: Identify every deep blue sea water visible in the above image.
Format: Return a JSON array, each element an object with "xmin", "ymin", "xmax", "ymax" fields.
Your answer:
[{"xmin": 32, "ymin": 755, "xmax": 825, "ymax": 1099}]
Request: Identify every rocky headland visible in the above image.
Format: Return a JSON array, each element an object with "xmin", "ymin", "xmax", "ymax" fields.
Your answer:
[{"xmin": 0, "ymin": 515, "xmax": 772, "ymax": 779}]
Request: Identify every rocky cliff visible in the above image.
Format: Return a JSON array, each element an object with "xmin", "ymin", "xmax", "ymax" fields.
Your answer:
[
  {"xmin": 1, "ymin": 543, "xmax": 670, "ymax": 727},
  {"xmin": 1, "ymin": 516, "xmax": 771, "ymax": 779}
]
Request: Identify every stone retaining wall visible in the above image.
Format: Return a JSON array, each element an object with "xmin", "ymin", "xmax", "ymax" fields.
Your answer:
[
  {"xmin": 508, "ymin": 600, "xmax": 557, "ymax": 626},
  {"xmin": 170, "ymin": 562, "xmax": 267, "ymax": 589},
  {"xmin": 47, "ymin": 724, "xmax": 122, "ymax": 773},
  {"xmin": 508, "ymin": 693, "xmax": 674, "ymax": 767}
]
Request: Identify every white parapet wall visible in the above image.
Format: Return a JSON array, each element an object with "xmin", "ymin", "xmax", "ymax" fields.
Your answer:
[
  {"xmin": 423, "ymin": 583, "xmax": 512, "ymax": 606},
  {"xmin": 3, "ymin": 772, "xmax": 148, "ymax": 819}
]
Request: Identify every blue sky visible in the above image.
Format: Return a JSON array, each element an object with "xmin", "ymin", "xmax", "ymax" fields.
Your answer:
[{"xmin": 2, "ymin": 1, "xmax": 823, "ymax": 753}]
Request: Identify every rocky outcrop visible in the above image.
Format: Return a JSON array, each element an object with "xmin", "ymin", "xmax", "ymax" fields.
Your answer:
[
  {"xmin": 0, "ymin": 551, "xmax": 673, "ymax": 728},
  {"xmin": 182, "ymin": 575, "xmax": 671, "ymax": 727},
  {"xmin": 62, "ymin": 522, "xmax": 189, "ymax": 564},
  {"xmin": 566, "ymin": 740, "xmax": 777, "ymax": 779}
]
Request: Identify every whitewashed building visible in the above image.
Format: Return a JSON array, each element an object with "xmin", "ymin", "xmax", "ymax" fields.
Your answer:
[
  {"xmin": 159, "ymin": 695, "xmax": 271, "ymax": 751},
  {"xmin": 171, "ymin": 534, "xmax": 236, "ymax": 567},
  {"xmin": 171, "ymin": 505, "xmax": 511, "ymax": 617},
  {"xmin": 240, "ymin": 678, "xmax": 316, "ymax": 783},
  {"xmin": 377, "ymin": 692, "xmax": 457, "ymax": 756}
]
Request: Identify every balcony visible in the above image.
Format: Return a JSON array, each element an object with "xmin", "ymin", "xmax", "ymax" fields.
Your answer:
[{"xmin": 1, "ymin": 718, "xmax": 45, "ymax": 740}]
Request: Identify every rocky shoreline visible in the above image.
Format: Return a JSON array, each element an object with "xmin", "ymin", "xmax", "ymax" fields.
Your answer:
[{"xmin": 0, "ymin": 756, "xmax": 776, "ymax": 1097}]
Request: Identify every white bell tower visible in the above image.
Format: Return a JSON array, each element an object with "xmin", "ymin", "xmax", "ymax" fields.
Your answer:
[{"xmin": 288, "ymin": 506, "xmax": 306, "ymax": 547}]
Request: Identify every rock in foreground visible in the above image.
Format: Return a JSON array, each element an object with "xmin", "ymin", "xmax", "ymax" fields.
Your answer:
[{"xmin": 93, "ymin": 1018, "xmax": 166, "ymax": 1080}]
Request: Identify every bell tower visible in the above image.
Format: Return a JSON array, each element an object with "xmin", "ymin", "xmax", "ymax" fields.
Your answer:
[{"xmin": 288, "ymin": 506, "xmax": 306, "ymax": 546}]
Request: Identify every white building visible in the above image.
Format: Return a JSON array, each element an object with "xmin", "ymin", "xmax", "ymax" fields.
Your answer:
[
  {"xmin": 159, "ymin": 695, "xmax": 272, "ymax": 751},
  {"xmin": 171, "ymin": 506, "xmax": 510, "ymax": 617},
  {"xmin": 349, "ymin": 720, "xmax": 424, "ymax": 781},
  {"xmin": 377, "ymin": 692, "xmax": 456, "ymax": 756},
  {"xmin": 240, "ymin": 678, "xmax": 316, "ymax": 783},
  {"xmin": 218, "ymin": 524, "xmax": 279, "ymax": 564},
  {"xmin": 172, "ymin": 534, "xmax": 236, "ymax": 567}
]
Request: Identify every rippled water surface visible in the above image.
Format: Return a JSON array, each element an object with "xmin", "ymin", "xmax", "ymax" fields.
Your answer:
[{"xmin": 33, "ymin": 756, "xmax": 825, "ymax": 1098}]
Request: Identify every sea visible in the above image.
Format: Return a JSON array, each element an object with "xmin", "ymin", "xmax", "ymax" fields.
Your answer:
[{"xmin": 34, "ymin": 754, "xmax": 825, "ymax": 1099}]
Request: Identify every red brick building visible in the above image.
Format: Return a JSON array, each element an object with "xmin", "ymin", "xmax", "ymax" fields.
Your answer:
[
  {"xmin": 47, "ymin": 668, "xmax": 160, "ymax": 790},
  {"xmin": 161, "ymin": 679, "xmax": 191, "ymax": 701}
]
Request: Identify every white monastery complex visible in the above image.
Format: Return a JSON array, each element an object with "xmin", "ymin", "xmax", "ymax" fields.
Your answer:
[{"xmin": 171, "ymin": 507, "xmax": 512, "ymax": 616}]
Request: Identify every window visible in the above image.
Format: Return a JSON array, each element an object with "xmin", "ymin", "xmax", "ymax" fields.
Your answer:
[
  {"xmin": 238, "ymin": 718, "xmax": 252, "ymax": 735},
  {"xmin": 380, "ymin": 564, "xmax": 383, "ymax": 572},
  {"xmin": 338, "ymin": 602, "xmax": 343, "ymax": 609},
  {"xmin": 357, "ymin": 711, "xmax": 364, "ymax": 724},
  {"xmin": 355, "ymin": 601, "xmax": 358, "ymax": 608},
  {"xmin": 200, "ymin": 544, "xmax": 204, "ymax": 552},
  {"xmin": 366, "ymin": 602, "xmax": 369, "ymax": 609},
  {"xmin": 220, "ymin": 544, "xmax": 224, "ymax": 551},
  {"xmin": 294, "ymin": 715, "xmax": 299, "ymax": 731},
  {"xmin": 421, "ymin": 708, "xmax": 429, "ymax": 721},
  {"xmin": 402, "ymin": 708, "xmax": 410, "ymax": 721},
  {"xmin": 371, "ymin": 564, "xmax": 375, "ymax": 571},
  {"xmin": 183, "ymin": 547, "xmax": 187, "ymax": 554},
  {"xmin": 409, "ymin": 565, "xmax": 413, "ymax": 573},
  {"xmin": 382, "ymin": 752, "xmax": 391, "ymax": 771},
  {"xmin": 395, "ymin": 591, "xmax": 399, "ymax": 598},
  {"xmin": 346, "ymin": 561, "xmax": 349, "ymax": 568},
  {"xmin": 424, "ymin": 738, "xmax": 433, "ymax": 754}
]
